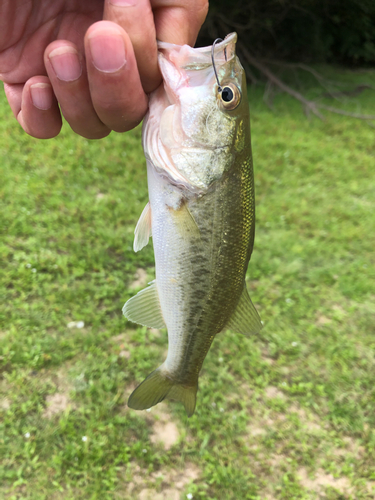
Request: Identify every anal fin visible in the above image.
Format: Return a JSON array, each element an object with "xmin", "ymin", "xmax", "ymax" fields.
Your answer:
[
  {"xmin": 134, "ymin": 202, "xmax": 152, "ymax": 252},
  {"xmin": 225, "ymin": 284, "xmax": 263, "ymax": 335},
  {"xmin": 122, "ymin": 280, "xmax": 166, "ymax": 329}
]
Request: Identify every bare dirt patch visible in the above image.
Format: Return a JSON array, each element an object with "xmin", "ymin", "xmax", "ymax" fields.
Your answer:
[
  {"xmin": 130, "ymin": 268, "xmax": 149, "ymax": 288},
  {"xmin": 111, "ymin": 333, "xmax": 128, "ymax": 343},
  {"xmin": 261, "ymin": 347, "xmax": 276, "ymax": 365},
  {"xmin": 256, "ymin": 453, "xmax": 288, "ymax": 500},
  {"xmin": 248, "ymin": 425, "xmax": 267, "ymax": 437},
  {"xmin": 0, "ymin": 397, "xmax": 10, "ymax": 410},
  {"xmin": 43, "ymin": 393, "xmax": 71, "ymax": 418},
  {"xmin": 316, "ymin": 314, "xmax": 332, "ymax": 326},
  {"xmin": 288, "ymin": 404, "xmax": 322, "ymax": 432},
  {"xmin": 119, "ymin": 350, "xmax": 131, "ymax": 359},
  {"xmin": 123, "ymin": 462, "xmax": 200, "ymax": 499},
  {"xmin": 150, "ymin": 420, "xmax": 179, "ymax": 450},
  {"xmin": 138, "ymin": 488, "xmax": 179, "ymax": 500},
  {"xmin": 268, "ymin": 453, "xmax": 286, "ymax": 468},
  {"xmin": 298, "ymin": 467, "xmax": 352, "ymax": 495},
  {"xmin": 247, "ymin": 412, "xmax": 288, "ymax": 439},
  {"xmin": 147, "ymin": 406, "xmax": 180, "ymax": 450},
  {"xmin": 263, "ymin": 356, "xmax": 275, "ymax": 365},
  {"xmin": 111, "ymin": 333, "xmax": 132, "ymax": 359},
  {"xmin": 334, "ymin": 436, "xmax": 365, "ymax": 459},
  {"xmin": 148, "ymin": 328, "xmax": 162, "ymax": 337},
  {"xmin": 54, "ymin": 364, "xmax": 76, "ymax": 395},
  {"xmin": 265, "ymin": 386, "xmax": 285, "ymax": 399},
  {"xmin": 40, "ymin": 362, "xmax": 77, "ymax": 418}
]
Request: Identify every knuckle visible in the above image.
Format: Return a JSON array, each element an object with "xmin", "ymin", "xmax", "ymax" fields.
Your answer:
[
  {"xmin": 112, "ymin": 115, "xmax": 143, "ymax": 133},
  {"xmin": 76, "ymin": 128, "xmax": 110, "ymax": 140},
  {"xmin": 95, "ymin": 96, "xmax": 147, "ymax": 123},
  {"xmin": 193, "ymin": 0, "xmax": 209, "ymax": 27}
]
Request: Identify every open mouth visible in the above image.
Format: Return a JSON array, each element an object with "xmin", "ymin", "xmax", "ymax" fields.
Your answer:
[{"xmin": 157, "ymin": 32, "xmax": 237, "ymax": 71}]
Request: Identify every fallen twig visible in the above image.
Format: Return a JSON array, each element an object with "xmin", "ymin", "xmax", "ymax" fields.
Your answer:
[
  {"xmin": 239, "ymin": 42, "xmax": 325, "ymax": 119},
  {"xmin": 322, "ymin": 84, "xmax": 374, "ymax": 99},
  {"xmin": 238, "ymin": 42, "xmax": 375, "ymax": 122}
]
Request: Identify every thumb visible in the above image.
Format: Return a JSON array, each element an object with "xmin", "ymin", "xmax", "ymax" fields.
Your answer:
[{"xmin": 104, "ymin": 0, "xmax": 160, "ymax": 94}]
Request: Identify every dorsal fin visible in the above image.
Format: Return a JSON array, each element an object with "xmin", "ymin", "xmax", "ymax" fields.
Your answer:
[
  {"xmin": 122, "ymin": 281, "xmax": 166, "ymax": 329},
  {"xmin": 225, "ymin": 285, "xmax": 263, "ymax": 335},
  {"xmin": 134, "ymin": 202, "xmax": 152, "ymax": 252}
]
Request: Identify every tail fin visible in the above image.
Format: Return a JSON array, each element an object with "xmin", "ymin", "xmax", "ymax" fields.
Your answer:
[{"xmin": 128, "ymin": 366, "xmax": 197, "ymax": 417}]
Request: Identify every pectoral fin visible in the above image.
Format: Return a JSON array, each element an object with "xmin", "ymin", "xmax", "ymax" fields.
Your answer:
[
  {"xmin": 225, "ymin": 285, "xmax": 263, "ymax": 335},
  {"xmin": 122, "ymin": 281, "xmax": 166, "ymax": 329},
  {"xmin": 134, "ymin": 202, "xmax": 152, "ymax": 252},
  {"xmin": 170, "ymin": 201, "xmax": 200, "ymax": 239}
]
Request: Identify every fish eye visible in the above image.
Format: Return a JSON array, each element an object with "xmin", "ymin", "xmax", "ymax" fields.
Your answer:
[
  {"xmin": 222, "ymin": 87, "xmax": 234, "ymax": 102},
  {"xmin": 219, "ymin": 83, "xmax": 241, "ymax": 111}
]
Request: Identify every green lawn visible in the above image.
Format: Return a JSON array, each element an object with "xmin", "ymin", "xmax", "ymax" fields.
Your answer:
[{"xmin": 1, "ymin": 67, "xmax": 375, "ymax": 500}]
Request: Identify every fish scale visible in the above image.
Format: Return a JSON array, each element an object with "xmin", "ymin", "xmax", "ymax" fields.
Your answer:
[{"xmin": 123, "ymin": 33, "xmax": 262, "ymax": 416}]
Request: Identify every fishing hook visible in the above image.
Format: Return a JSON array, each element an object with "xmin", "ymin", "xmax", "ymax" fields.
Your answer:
[{"xmin": 211, "ymin": 38, "xmax": 227, "ymax": 93}]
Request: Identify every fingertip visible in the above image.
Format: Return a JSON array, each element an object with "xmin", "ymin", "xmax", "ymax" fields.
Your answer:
[
  {"xmin": 85, "ymin": 20, "xmax": 127, "ymax": 43},
  {"xmin": 20, "ymin": 77, "xmax": 62, "ymax": 139},
  {"xmin": 45, "ymin": 41, "xmax": 83, "ymax": 83},
  {"xmin": 29, "ymin": 82, "xmax": 54, "ymax": 110},
  {"xmin": 84, "ymin": 21, "xmax": 129, "ymax": 79},
  {"xmin": 44, "ymin": 40, "xmax": 113, "ymax": 139}
]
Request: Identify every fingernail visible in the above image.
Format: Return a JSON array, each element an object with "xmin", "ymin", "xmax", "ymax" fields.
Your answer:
[
  {"xmin": 109, "ymin": 0, "xmax": 137, "ymax": 5},
  {"xmin": 49, "ymin": 46, "xmax": 82, "ymax": 82},
  {"xmin": 30, "ymin": 83, "xmax": 53, "ymax": 110},
  {"xmin": 89, "ymin": 31, "xmax": 126, "ymax": 73}
]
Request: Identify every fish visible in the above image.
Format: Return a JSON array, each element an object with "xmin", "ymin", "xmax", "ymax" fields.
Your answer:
[{"xmin": 123, "ymin": 33, "xmax": 262, "ymax": 417}]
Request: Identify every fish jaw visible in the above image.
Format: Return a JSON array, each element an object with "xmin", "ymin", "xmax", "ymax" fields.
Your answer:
[{"xmin": 142, "ymin": 33, "xmax": 248, "ymax": 192}]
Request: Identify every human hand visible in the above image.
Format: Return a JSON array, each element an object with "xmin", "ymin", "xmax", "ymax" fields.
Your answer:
[{"xmin": 0, "ymin": 0, "xmax": 208, "ymax": 139}]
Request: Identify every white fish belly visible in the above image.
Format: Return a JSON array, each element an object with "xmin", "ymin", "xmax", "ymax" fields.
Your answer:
[{"xmin": 147, "ymin": 162, "xmax": 212, "ymax": 376}]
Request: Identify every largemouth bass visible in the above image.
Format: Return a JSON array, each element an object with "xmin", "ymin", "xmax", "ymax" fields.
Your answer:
[{"xmin": 123, "ymin": 33, "xmax": 262, "ymax": 416}]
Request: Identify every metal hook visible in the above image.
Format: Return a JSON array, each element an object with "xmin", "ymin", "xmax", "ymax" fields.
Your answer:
[{"xmin": 211, "ymin": 38, "xmax": 227, "ymax": 93}]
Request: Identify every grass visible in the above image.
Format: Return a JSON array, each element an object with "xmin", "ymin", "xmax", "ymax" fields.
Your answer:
[{"xmin": 1, "ymin": 66, "xmax": 375, "ymax": 499}]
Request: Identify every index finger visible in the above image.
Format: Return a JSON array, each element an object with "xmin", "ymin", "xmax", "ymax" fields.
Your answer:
[
  {"xmin": 104, "ymin": 0, "xmax": 208, "ymax": 94},
  {"xmin": 151, "ymin": 0, "xmax": 209, "ymax": 46}
]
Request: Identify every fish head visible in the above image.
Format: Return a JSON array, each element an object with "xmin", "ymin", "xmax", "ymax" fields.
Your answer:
[{"xmin": 143, "ymin": 33, "xmax": 249, "ymax": 191}]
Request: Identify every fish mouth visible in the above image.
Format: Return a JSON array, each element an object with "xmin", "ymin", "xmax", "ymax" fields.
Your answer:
[
  {"xmin": 157, "ymin": 32, "xmax": 237, "ymax": 71},
  {"xmin": 157, "ymin": 32, "xmax": 238, "ymax": 99},
  {"xmin": 143, "ymin": 33, "xmax": 239, "ymax": 190},
  {"xmin": 154, "ymin": 34, "xmax": 239, "ymax": 151}
]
